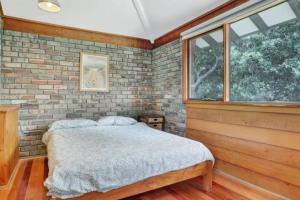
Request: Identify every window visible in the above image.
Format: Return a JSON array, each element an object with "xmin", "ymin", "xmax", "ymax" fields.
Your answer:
[
  {"xmin": 184, "ymin": 0, "xmax": 300, "ymax": 104},
  {"xmin": 189, "ymin": 28, "xmax": 224, "ymax": 100},
  {"xmin": 230, "ymin": 1, "xmax": 300, "ymax": 102}
]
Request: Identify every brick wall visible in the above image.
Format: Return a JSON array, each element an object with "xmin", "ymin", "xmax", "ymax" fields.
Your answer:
[
  {"xmin": 152, "ymin": 39, "xmax": 186, "ymax": 136},
  {"xmin": 0, "ymin": 30, "xmax": 153, "ymax": 157},
  {"xmin": 0, "ymin": 28, "xmax": 186, "ymax": 157}
]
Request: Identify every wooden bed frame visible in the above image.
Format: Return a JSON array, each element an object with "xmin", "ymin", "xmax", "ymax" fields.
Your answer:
[{"xmin": 57, "ymin": 161, "xmax": 213, "ymax": 200}]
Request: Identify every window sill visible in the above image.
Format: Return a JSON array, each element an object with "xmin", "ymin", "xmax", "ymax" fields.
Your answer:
[{"xmin": 184, "ymin": 100, "xmax": 300, "ymax": 114}]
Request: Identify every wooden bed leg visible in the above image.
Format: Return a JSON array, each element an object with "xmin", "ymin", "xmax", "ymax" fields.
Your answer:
[{"xmin": 202, "ymin": 161, "xmax": 213, "ymax": 192}]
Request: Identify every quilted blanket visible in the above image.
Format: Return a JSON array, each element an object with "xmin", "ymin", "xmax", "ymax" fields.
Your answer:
[{"xmin": 42, "ymin": 123, "xmax": 214, "ymax": 199}]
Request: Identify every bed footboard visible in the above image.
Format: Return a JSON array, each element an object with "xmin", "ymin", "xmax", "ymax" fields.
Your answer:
[{"xmin": 62, "ymin": 160, "xmax": 213, "ymax": 200}]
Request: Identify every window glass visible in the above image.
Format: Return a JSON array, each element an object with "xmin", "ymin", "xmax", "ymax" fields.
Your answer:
[
  {"xmin": 230, "ymin": 1, "xmax": 300, "ymax": 102},
  {"xmin": 189, "ymin": 28, "xmax": 224, "ymax": 100}
]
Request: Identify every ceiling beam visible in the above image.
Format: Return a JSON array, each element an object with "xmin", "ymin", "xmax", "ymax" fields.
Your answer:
[
  {"xmin": 289, "ymin": 0, "xmax": 300, "ymax": 20},
  {"xmin": 132, "ymin": 0, "xmax": 152, "ymax": 42},
  {"xmin": 250, "ymin": 15, "xmax": 268, "ymax": 34},
  {"xmin": 2, "ymin": 16, "xmax": 153, "ymax": 49},
  {"xmin": 202, "ymin": 35, "xmax": 218, "ymax": 46},
  {"xmin": 230, "ymin": 28, "xmax": 240, "ymax": 43}
]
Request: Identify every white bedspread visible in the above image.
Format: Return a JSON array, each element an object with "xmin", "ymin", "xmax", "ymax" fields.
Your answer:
[{"xmin": 43, "ymin": 123, "xmax": 214, "ymax": 199}]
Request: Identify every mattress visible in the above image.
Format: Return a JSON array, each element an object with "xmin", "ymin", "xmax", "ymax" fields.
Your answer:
[{"xmin": 42, "ymin": 123, "xmax": 214, "ymax": 199}]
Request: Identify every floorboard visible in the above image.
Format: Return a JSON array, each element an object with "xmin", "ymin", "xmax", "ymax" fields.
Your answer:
[{"xmin": 0, "ymin": 157, "xmax": 281, "ymax": 200}]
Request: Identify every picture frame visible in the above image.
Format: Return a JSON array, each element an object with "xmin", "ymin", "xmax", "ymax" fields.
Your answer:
[{"xmin": 80, "ymin": 52, "xmax": 109, "ymax": 92}]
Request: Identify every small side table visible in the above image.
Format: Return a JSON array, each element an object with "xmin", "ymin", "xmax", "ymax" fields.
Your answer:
[{"xmin": 138, "ymin": 115, "xmax": 165, "ymax": 131}]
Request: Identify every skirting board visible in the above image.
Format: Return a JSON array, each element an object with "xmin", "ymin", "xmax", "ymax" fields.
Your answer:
[{"xmin": 215, "ymin": 169, "xmax": 289, "ymax": 200}]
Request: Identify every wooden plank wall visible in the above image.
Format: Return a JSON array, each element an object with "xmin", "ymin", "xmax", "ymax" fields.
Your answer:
[{"xmin": 186, "ymin": 105, "xmax": 300, "ymax": 199}]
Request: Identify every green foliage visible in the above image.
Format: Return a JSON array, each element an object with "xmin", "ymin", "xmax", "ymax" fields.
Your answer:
[{"xmin": 231, "ymin": 20, "xmax": 300, "ymax": 102}]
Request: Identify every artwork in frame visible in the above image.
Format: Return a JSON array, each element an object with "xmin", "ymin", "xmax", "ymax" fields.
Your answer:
[{"xmin": 80, "ymin": 52, "xmax": 109, "ymax": 91}]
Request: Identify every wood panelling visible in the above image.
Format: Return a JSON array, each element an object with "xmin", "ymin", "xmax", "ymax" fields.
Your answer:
[
  {"xmin": 187, "ymin": 118, "xmax": 300, "ymax": 151},
  {"xmin": 186, "ymin": 106, "xmax": 300, "ymax": 199},
  {"xmin": 187, "ymin": 108, "xmax": 300, "ymax": 132},
  {"xmin": 216, "ymin": 160, "xmax": 300, "ymax": 200},
  {"xmin": 209, "ymin": 145, "xmax": 300, "ymax": 187},
  {"xmin": 153, "ymin": 0, "xmax": 248, "ymax": 48},
  {"xmin": 2, "ymin": 16, "xmax": 153, "ymax": 49},
  {"xmin": 187, "ymin": 129, "xmax": 300, "ymax": 168}
]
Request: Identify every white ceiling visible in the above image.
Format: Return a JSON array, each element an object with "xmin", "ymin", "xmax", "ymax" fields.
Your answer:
[{"xmin": 1, "ymin": 0, "xmax": 229, "ymax": 42}]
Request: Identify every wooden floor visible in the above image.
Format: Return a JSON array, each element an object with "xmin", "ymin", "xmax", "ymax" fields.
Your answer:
[{"xmin": 0, "ymin": 157, "xmax": 282, "ymax": 200}]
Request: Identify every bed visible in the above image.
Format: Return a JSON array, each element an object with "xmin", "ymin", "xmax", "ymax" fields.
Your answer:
[{"xmin": 42, "ymin": 119, "xmax": 214, "ymax": 200}]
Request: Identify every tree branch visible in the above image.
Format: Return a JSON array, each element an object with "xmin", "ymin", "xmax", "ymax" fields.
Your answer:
[{"xmin": 191, "ymin": 56, "xmax": 220, "ymax": 92}]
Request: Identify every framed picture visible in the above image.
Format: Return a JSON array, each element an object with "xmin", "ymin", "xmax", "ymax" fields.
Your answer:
[{"xmin": 80, "ymin": 52, "xmax": 109, "ymax": 91}]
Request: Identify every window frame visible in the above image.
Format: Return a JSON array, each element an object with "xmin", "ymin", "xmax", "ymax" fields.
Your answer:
[
  {"xmin": 186, "ymin": 26, "xmax": 226, "ymax": 102},
  {"xmin": 182, "ymin": 0, "xmax": 300, "ymax": 108}
]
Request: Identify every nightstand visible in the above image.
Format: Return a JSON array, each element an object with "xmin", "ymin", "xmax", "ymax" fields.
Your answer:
[{"xmin": 138, "ymin": 115, "xmax": 165, "ymax": 131}]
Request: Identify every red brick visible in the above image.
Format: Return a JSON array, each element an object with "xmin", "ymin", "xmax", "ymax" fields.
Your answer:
[
  {"xmin": 29, "ymin": 59, "xmax": 44, "ymax": 64},
  {"xmin": 69, "ymin": 76, "xmax": 79, "ymax": 81},
  {"xmin": 32, "ymin": 79, "xmax": 47, "ymax": 85},
  {"xmin": 21, "ymin": 95, "xmax": 35, "ymax": 100}
]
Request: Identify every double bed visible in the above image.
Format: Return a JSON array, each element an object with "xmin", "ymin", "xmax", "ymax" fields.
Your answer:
[{"xmin": 42, "ymin": 119, "xmax": 214, "ymax": 199}]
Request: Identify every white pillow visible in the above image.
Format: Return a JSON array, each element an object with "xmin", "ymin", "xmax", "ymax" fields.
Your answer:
[
  {"xmin": 48, "ymin": 119, "xmax": 98, "ymax": 131},
  {"xmin": 98, "ymin": 116, "xmax": 137, "ymax": 126}
]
